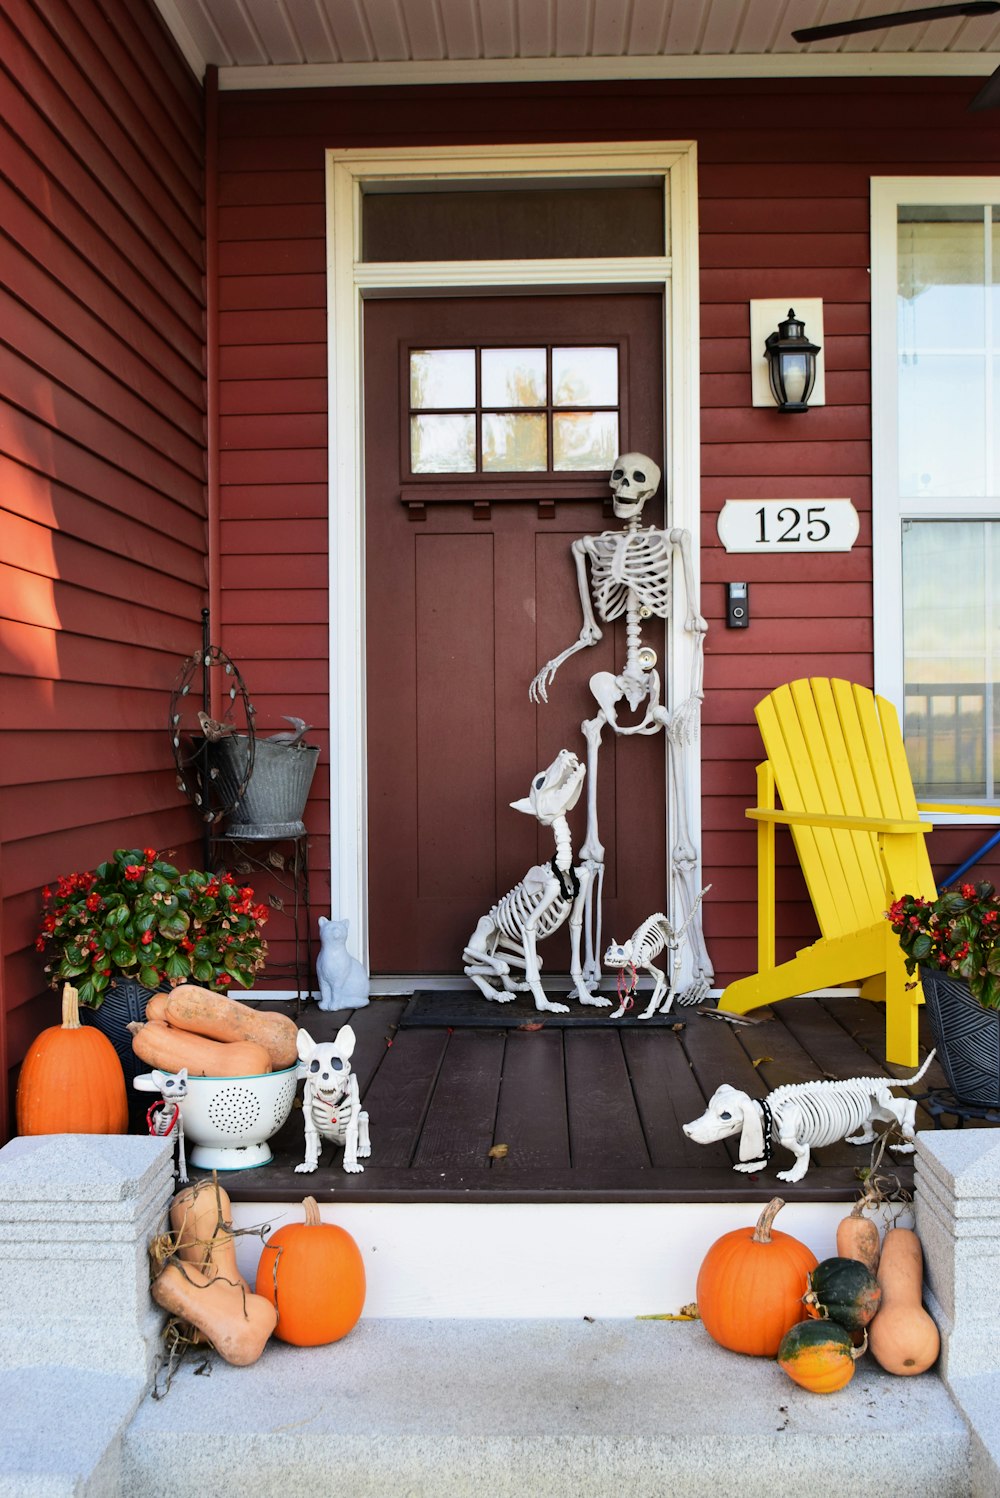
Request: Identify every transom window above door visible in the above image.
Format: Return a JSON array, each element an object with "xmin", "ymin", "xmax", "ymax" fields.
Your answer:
[{"xmin": 408, "ymin": 345, "xmax": 620, "ymax": 475}]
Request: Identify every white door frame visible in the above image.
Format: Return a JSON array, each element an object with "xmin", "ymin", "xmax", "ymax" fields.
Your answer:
[{"xmin": 325, "ymin": 141, "xmax": 702, "ymax": 971}]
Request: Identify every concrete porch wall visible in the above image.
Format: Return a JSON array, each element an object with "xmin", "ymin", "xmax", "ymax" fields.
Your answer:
[{"xmin": 0, "ymin": 1128, "xmax": 998, "ymax": 1495}]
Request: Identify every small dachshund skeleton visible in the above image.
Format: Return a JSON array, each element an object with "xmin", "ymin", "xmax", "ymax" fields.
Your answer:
[
  {"xmin": 146, "ymin": 1068, "xmax": 189, "ymax": 1184},
  {"xmin": 603, "ymin": 886, "xmax": 710, "ymax": 1019},
  {"xmin": 682, "ymin": 1052, "xmax": 936, "ymax": 1183},
  {"xmin": 295, "ymin": 1024, "xmax": 370, "ymax": 1174}
]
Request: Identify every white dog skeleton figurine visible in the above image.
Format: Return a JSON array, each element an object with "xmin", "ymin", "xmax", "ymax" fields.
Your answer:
[
  {"xmin": 143, "ymin": 1068, "xmax": 188, "ymax": 1184},
  {"xmin": 603, "ymin": 886, "xmax": 710, "ymax": 1020},
  {"xmin": 295, "ymin": 1024, "xmax": 371, "ymax": 1174},
  {"xmin": 463, "ymin": 749, "xmax": 610, "ymax": 1014},
  {"xmin": 682, "ymin": 1052, "xmax": 937, "ymax": 1183},
  {"xmin": 529, "ymin": 453, "xmax": 712, "ymax": 1000}
]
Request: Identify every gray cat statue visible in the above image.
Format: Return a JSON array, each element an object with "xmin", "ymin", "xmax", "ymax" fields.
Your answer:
[{"xmin": 316, "ymin": 916, "xmax": 370, "ymax": 1011}]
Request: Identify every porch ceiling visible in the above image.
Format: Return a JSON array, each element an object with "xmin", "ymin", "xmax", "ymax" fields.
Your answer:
[{"xmin": 152, "ymin": 0, "xmax": 1000, "ymax": 87}]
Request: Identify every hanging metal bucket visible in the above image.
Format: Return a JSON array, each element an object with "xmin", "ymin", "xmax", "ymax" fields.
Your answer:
[{"xmin": 214, "ymin": 736, "xmax": 319, "ymax": 838}]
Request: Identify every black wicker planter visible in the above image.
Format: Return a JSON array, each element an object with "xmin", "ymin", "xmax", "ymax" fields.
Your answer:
[
  {"xmin": 919, "ymin": 968, "xmax": 1000, "ymax": 1107},
  {"xmin": 82, "ymin": 978, "xmax": 164, "ymax": 1130}
]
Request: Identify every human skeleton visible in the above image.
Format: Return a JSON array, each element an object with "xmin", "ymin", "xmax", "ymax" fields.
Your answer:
[
  {"xmin": 295, "ymin": 1024, "xmax": 371, "ymax": 1174},
  {"xmin": 462, "ymin": 749, "xmax": 610, "ymax": 1013},
  {"xmin": 529, "ymin": 453, "xmax": 712, "ymax": 998},
  {"xmin": 682, "ymin": 1051, "xmax": 937, "ymax": 1183}
]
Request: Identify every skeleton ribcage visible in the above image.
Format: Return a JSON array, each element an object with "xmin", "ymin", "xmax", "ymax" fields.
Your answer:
[
  {"xmin": 776, "ymin": 1083, "xmax": 876, "ymax": 1147},
  {"xmin": 630, "ymin": 914, "xmax": 671, "ymax": 966},
  {"xmin": 493, "ymin": 881, "xmax": 570, "ymax": 947},
  {"xmin": 587, "ymin": 532, "xmax": 674, "ymax": 622}
]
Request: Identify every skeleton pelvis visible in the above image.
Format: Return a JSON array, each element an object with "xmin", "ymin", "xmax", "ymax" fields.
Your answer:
[{"xmin": 588, "ymin": 669, "xmax": 661, "ymax": 731}]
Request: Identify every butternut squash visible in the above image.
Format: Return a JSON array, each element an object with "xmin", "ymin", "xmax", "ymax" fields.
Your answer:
[
  {"xmin": 836, "ymin": 1202, "xmax": 881, "ymax": 1277},
  {"xmin": 129, "ymin": 1019, "xmax": 271, "ymax": 1078},
  {"xmin": 170, "ymin": 1179, "xmax": 249, "ymax": 1292},
  {"xmin": 144, "ymin": 992, "xmax": 170, "ymax": 1023},
  {"xmin": 164, "ymin": 985, "xmax": 298, "ymax": 1070},
  {"xmin": 868, "ymin": 1226, "xmax": 940, "ymax": 1376},
  {"xmin": 151, "ymin": 1260, "xmax": 276, "ymax": 1366}
]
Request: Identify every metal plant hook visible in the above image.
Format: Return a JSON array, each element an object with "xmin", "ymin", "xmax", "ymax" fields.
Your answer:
[{"xmin": 168, "ymin": 628, "xmax": 256, "ymax": 827}]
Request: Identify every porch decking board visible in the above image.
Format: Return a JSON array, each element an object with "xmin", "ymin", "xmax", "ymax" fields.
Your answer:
[{"xmin": 224, "ymin": 993, "xmax": 986, "ymax": 1206}]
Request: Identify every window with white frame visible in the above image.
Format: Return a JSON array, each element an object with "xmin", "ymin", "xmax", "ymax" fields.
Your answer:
[{"xmin": 872, "ymin": 182, "xmax": 1000, "ymax": 806}]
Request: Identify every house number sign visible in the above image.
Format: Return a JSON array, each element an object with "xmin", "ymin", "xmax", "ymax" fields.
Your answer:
[{"xmin": 717, "ymin": 498, "xmax": 859, "ymax": 554}]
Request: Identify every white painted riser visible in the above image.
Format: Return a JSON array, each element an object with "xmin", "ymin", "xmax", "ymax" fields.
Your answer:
[{"xmin": 230, "ymin": 1199, "xmax": 847, "ymax": 1318}]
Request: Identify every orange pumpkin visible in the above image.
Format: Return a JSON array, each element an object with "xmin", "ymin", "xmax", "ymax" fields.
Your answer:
[
  {"xmin": 255, "ymin": 1196, "xmax": 365, "ymax": 1345},
  {"xmin": 17, "ymin": 983, "xmax": 128, "ymax": 1135},
  {"xmin": 696, "ymin": 1197, "xmax": 819, "ymax": 1357}
]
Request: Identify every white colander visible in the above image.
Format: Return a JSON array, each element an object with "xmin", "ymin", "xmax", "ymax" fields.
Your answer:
[{"xmin": 134, "ymin": 1066, "xmax": 298, "ymax": 1171}]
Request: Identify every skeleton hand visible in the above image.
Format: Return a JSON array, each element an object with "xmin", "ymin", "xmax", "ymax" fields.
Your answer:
[
  {"xmin": 529, "ymin": 661, "xmax": 560, "ymax": 704},
  {"xmin": 529, "ymin": 626, "xmax": 602, "ymax": 703}
]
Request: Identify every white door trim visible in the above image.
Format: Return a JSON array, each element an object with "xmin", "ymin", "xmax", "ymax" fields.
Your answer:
[{"xmin": 325, "ymin": 141, "xmax": 702, "ymax": 969}]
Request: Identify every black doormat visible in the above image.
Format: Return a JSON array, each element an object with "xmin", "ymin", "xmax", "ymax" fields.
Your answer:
[{"xmin": 398, "ymin": 989, "xmax": 689, "ymax": 1028}]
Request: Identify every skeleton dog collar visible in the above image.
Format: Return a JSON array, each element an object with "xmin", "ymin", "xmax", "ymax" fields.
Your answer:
[{"xmin": 754, "ymin": 1097, "xmax": 773, "ymax": 1166}]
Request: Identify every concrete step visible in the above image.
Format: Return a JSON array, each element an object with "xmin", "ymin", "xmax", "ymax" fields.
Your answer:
[{"xmin": 122, "ymin": 1318, "xmax": 972, "ymax": 1498}]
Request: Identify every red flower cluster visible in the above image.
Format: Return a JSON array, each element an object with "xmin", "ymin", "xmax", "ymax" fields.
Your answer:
[
  {"xmin": 36, "ymin": 848, "xmax": 269, "ymax": 1010},
  {"xmin": 887, "ymin": 879, "xmax": 1000, "ymax": 1011}
]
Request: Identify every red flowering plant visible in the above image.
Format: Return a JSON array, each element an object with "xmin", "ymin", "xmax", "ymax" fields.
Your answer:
[
  {"xmin": 37, "ymin": 847, "xmax": 269, "ymax": 1008},
  {"xmin": 887, "ymin": 880, "xmax": 1000, "ymax": 1011}
]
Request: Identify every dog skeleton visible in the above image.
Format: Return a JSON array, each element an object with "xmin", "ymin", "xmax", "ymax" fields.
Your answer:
[
  {"xmin": 682, "ymin": 1052, "xmax": 936, "ymax": 1183},
  {"xmin": 462, "ymin": 749, "xmax": 609, "ymax": 1014},
  {"xmin": 145, "ymin": 1068, "xmax": 188, "ymax": 1184},
  {"xmin": 295, "ymin": 1024, "xmax": 370, "ymax": 1174},
  {"xmin": 603, "ymin": 886, "xmax": 711, "ymax": 1019}
]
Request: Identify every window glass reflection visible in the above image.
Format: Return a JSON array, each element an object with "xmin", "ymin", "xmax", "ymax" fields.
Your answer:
[{"xmin": 481, "ymin": 349, "xmax": 546, "ymax": 407}]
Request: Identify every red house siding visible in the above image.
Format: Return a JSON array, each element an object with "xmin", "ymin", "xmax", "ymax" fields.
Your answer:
[
  {"xmin": 214, "ymin": 76, "xmax": 1000, "ymax": 988},
  {"xmin": 0, "ymin": 0, "xmax": 206, "ymax": 1126}
]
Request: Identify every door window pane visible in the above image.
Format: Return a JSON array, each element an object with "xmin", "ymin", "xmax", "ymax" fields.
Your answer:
[
  {"xmin": 553, "ymin": 347, "xmax": 618, "ymax": 406},
  {"xmin": 410, "ymin": 349, "xmax": 476, "ymax": 409},
  {"xmin": 482, "ymin": 412, "xmax": 547, "ymax": 471},
  {"xmin": 481, "ymin": 349, "xmax": 546, "ymax": 407},
  {"xmin": 410, "ymin": 414, "xmax": 476, "ymax": 472},
  {"xmin": 553, "ymin": 412, "xmax": 619, "ymax": 471},
  {"xmin": 902, "ymin": 520, "xmax": 997, "ymax": 798}
]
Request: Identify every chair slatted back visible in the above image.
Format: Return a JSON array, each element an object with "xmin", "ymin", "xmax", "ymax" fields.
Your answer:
[{"xmin": 755, "ymin": 678, "xmax": 936, "ymax": 939}]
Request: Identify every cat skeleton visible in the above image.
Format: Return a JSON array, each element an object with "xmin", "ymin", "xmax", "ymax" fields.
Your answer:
[{"xmin": 529, "ymin": 453, "xmax": 712, "ymax": 1000}]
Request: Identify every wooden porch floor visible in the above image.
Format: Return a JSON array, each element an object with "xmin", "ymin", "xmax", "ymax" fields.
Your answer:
[{"xmin": 218, "ymin": 992, "xmax": 992, "ymax": 1206}]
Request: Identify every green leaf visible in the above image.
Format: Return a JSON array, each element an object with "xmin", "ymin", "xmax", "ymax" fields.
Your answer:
[
  {"xmin": 911, "ymin": 933, "xmax": 933, "ymax": 961},
  {"xmin": 112, "ymin": 944, "xmax": 138, "ymax": 968},
  {"xmin": 164, "ymin": 952, "xmax": 191, "ymax": 979},
  {"xmin": 228, "ymin": 970, "xmax": 252, "ymax": 988},
  {"xmin": 106, "ymin": 904, "xmax": 131, "ymax": 927},
  {"xmin": 60, "ymin": 958, "xmax": 90, "ymax": 977},
  {"xmin": 76, "ymin": 980, "xmax": 99, "ymax": 1007},
  {"xmin": 139, "ymin": 965, "xmax": 161, "ymax": 988},
  {"xmin": 136, "ymin": 911, "xmax": 157, "ymax": 933},
  {"xmin": 143, "ymin": 872, "xmax": 170, "ymax": 895},
  {"xmin": 157, "ymin": 912, "xmax": 190, "ymax": 940},
  {"xmin": 154, "ymin": 861, "xmax": 179, "ymax": 880},
  {"xmin": 193, "ymin": 961, "xmax": 216, "ymax": 983},
  {"xmin": 90, "ymin": 972, "xmax": 109, "ymax": 993}
]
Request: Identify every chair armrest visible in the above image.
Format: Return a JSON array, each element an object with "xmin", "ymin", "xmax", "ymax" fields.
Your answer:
[
  {"xmin": 746, "ymin": 808, "xmax": 925, "ymax": 835},
  {"xmin": 917, "ymin": 802, "xmax": 1000, "ymax": 818}
]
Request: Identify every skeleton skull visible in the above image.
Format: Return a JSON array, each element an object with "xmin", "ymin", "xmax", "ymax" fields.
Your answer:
[
  {"xmin": 609, "ymin": 452, "xmax": 661, "ymax": 520},
  {"xmin": 509, "ymin": 748, "xmax": 585, "ymax": 826}
]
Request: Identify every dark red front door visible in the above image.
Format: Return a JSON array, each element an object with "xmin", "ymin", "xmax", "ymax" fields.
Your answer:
[{"xmin": 364, "ymin": 292, "xmax": 666, "ymax": 974}]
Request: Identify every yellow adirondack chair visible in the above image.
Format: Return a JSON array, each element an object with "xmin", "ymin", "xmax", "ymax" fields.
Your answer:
[{"xmin": 720, "ymin": 677, "xmax": 1000, "ymax": 1066}]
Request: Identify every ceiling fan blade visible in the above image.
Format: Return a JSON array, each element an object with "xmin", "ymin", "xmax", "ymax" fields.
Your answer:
[
  {"xmin": 969, "ymin": 57, "xmax": 1000, "ymax": 106},
  {"xmin": 793, "ymin": 2, "xmax": 1000, "ymax": 44}
]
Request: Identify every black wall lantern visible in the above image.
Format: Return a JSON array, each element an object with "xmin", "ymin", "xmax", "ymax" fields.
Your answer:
[{"xmin": 764, "ymin": 307, "xmax": 821, "ymax": 413}]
